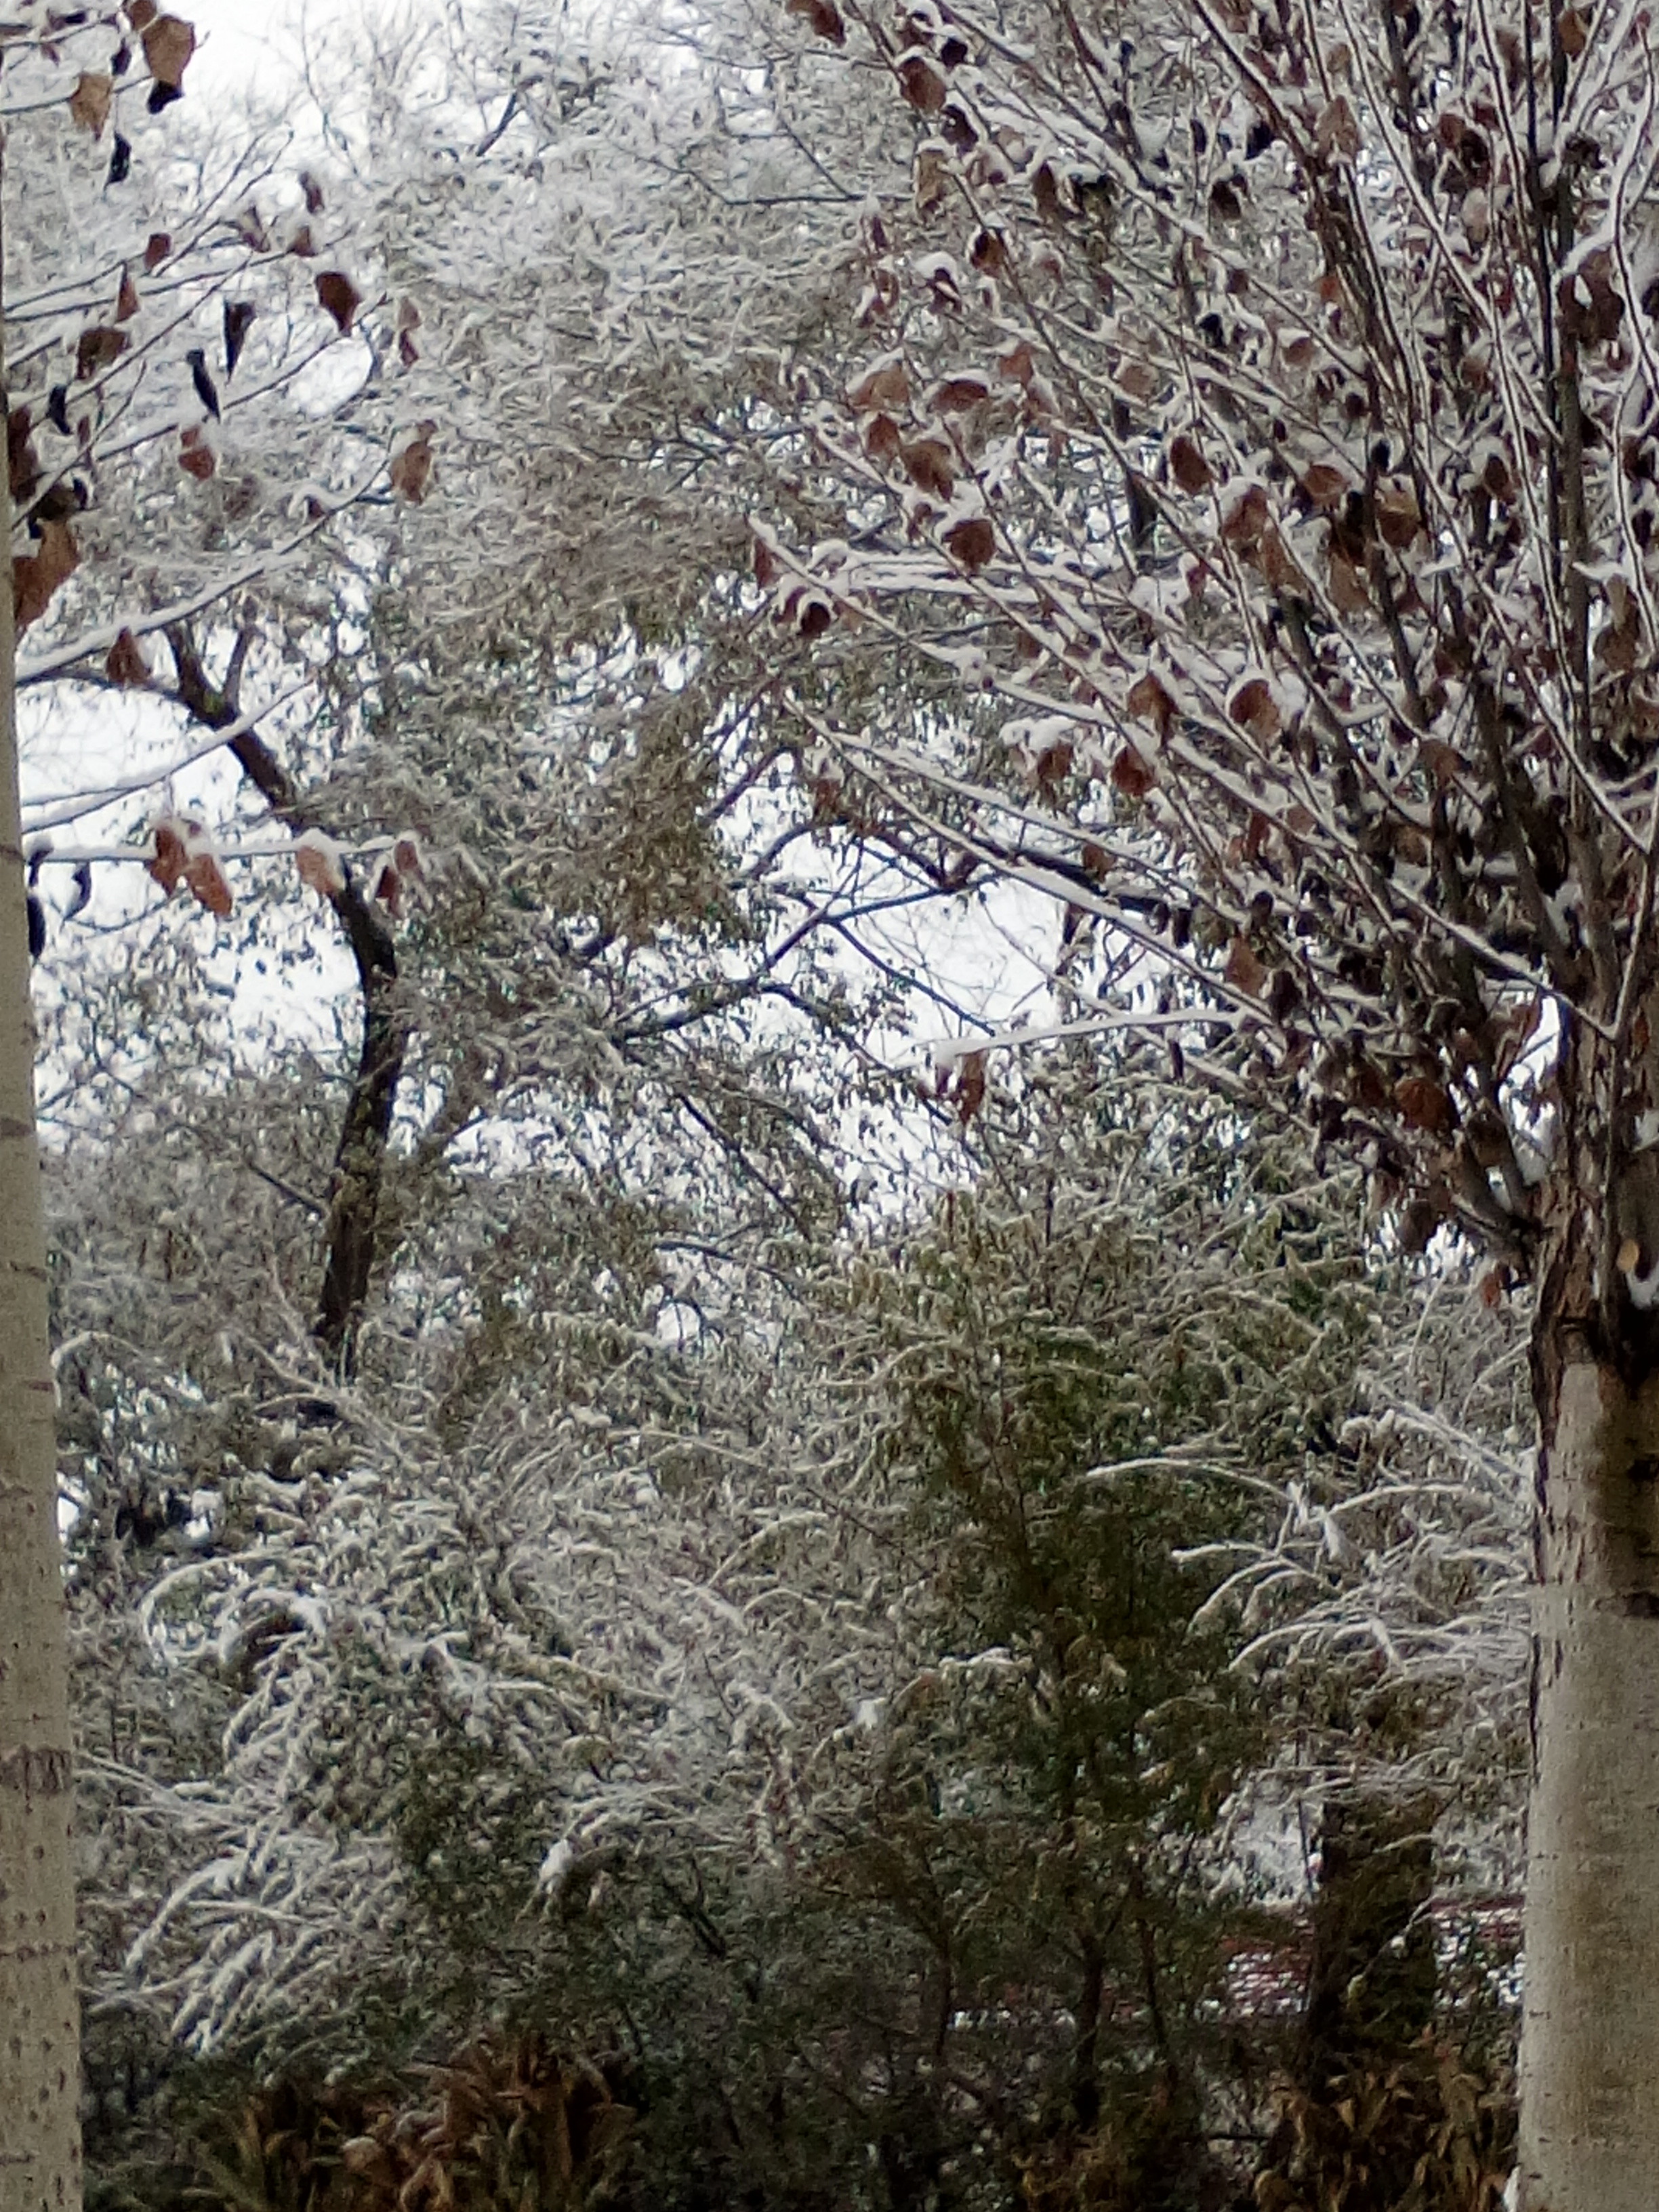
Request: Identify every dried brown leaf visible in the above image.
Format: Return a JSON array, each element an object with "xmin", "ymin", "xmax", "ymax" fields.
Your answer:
[
  {"xmin": 13, "ymin": 519, "xmax": 79, "ymax": 632},
  {"xmin": 1229, "ymin": 677, "xmax": 1282, "ymax": 741},
  {"xmin": 68, "ymin": 71, "xmax": 112, "ymax": 137},
  {"xmin": 7, "ymin": 408, "xmax": 38, "ymax": 505},
  {"xmin": 899, "ymin": 437, "xmax": 955, "ymax": 499},
  {"xmin": 315, "ymin": 270, "xmax": 361, "ymax": 334},
  {"xmin": 1394, "ymin": 1075, "xmax": 1456, "ymax": 1136},
  {"xmin": 75, "ymin": 325, "xmax": 127, "ymax": 382},
  {"xmin": 1111, "ymin": 743, "xmax": 1155, "ymax": 798},
  {"xmin": 293, "ymin": 829, "xmax": 346, "ymax": 899},
  {"xmin": 1168, "ymin": 434, "xmax": 1211, "ymax": 494},
  {"xmin": 390, "ymin": 425, "xmax": 434, "ymax": 502},
  {"xmin": 1224, "ymin": 935, "xmax": 1266, "ymax": 996},
  {"xmin": 848, "ymin": 358, "xmax": 909, "ymax": 411},
  {"xmin": 897, "ymin": 52, "xmax": 947, "ymax": 112},
  {"xmin": 106, "ymin": 626, "xmax": 150, "ymax": 686},
  {"xmin": 1126, "ymin": 671, "xmax": 1175, "ymax": 741},
  {"xmin": 944, "ymin": 515, "xmax": 994, "ymax": 569},
  {"xmin": 141, "ymin": 14, "xmax": 194, "ymax": 89},
  {"xmin": 178, "ymin": 424, "xmax": 216, "ymax": 479},
  {"xmin": 785, "ymin": 0, "xmax": 845, "ymax": 39}
]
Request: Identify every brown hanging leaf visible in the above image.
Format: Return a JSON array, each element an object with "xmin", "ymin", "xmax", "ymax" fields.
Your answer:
[
  {"xmin": 899, "ymin": 438, "xmax": 955, "ymax": 499},
  {"xmin": 8, "ymin": 408, "xmax": 39, "ymax": 504},
  {"xmin": 1557, "ymin": 7, "xmax": 1589, "ymax": 57},
  {"xmin": 185, "ymin": 842, "xmax": 232, "ymax": 916},
  {"xmin": 178, "ymin": 424, "xmax": 216, "ymax": 479},
  {"xmin": 1395, "ymin": 1075, "xmax": 1456, "ymax": 1136},
  {"xmin": 293, "ymin": 828, "xmax": 347, "ymax": 898},
  {"xmin": 1168, "ymin": 434, "xmax": 1211, "ymax": 494},
  {"xmin": 75, "ymin": 325, "xmax": 128, "ymax": 382},
  {"xmin": 933, "ymin": 376, "xmax": 990, "ymax": 413},
  {"xmin": 223, "ymin": 300, "xmax": 255, "ymax": 375},
  {"xmin": 954, "ymin": 1049, "xmax": 987, "ymax": 1126},
  {"xmin": 1315, "ymin": 94, "xmax": 1361, "ymax": 160},
  {"xmin": 897, "ymin": 53, "xmax": 947, "ymax": 113},
  {"xmin": 1374, "ymin": 484, "xmax": 1422, "ymax": 548},
  {"xmin": 389, "ymin": 423, "xmax": 435, "ymax": 502},
  {"xmin": 143, "ymin": 231, "xmax": 171, "ymax": 271},
  {"xmin": 13, "ymin": 520, "xmax": 79, "ymax": 632},
  {"xmin": 914, "ymin": 146, "xmax": 950, "ymax": 213},
  {"xmin": 68, "ymin": 71, "xmax": 113, "ymax": 137},
  {"xmin": 106, "ymin": 626, "xmax": 150, "ymax": 686},
  {"xmin": 114, "ymin": 266, "xmax": 140, "ymax": 322},
  {"xmin": 1418, "ymin": 737, "xmax": 1462, "ymax": 787},
  {"xmin": 1300, "ymin": 462, "xmax": 1349, "ymax": 508},
  {"xmin": 299, "ymin": 169, "xmax": 325, "ymax": 213},
  {"xmin": 848, "ymin": 358, "xmax": 909, "ymax": 411},
  {"xmin": 126, "ymin": 0, "xmax": 159, "ymax": 30},
  {"xmin": 752, "ymin": 531, "xmax": 781, "ymax": 588},
  {"xmin": 140, "ymin": 14, "xmax": 194, "ymax": 91},
  {"xmin": 1126, "ymin": 671, "xmax": 1175, "ymax": 741},
  {"xmin": 315, "ymin": 271, "xmax": 361, "ymax": 334},
  {"xmin": 1229, "ymin": 677, "xmax": 1282, "ymax": 741},
  {"xmin": 146, "ymin": 818, "xmax": 188, "ymax": 895},
  {"xmin": 944, "ymin": 516, "xmax": 994, "ymax": 570},
  {"xmin": 785, "ymin": 0, "xmax": 846, "ymax": 39},
  {"xmin": 863, "ymin": 413, "xmax": 903, "ymax": 461},
  {"xmin": 374, "ymin": 862, "xmax": 403, "ymax": 918},
  {"xmin": 1224, "ymin": 935, "xmax": 1267, "ymax": 996},
  {"xmin": 287, "ymin": 223, "xmax": 316, "ymax": 258},
  {"xmin": 1111, "ymin": 743, "xmax": 1155, "ymax": 798},
  {"xmin": 1328, "ymin": 546, "xmax": 1370, "ymax": 612},
  {"xmin": 1221, "ymin": 483, "xmax": 1269, "ymax": 550}
]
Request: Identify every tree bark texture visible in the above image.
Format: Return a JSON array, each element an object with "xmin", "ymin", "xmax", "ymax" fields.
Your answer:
[
  {"xmin": 0, "ymin": 177, "xmax": 81, "ymax": 2208},
  {"xmin": 1518, "ymin": 1351, "xmax": 1659, "ymax": 2210}
]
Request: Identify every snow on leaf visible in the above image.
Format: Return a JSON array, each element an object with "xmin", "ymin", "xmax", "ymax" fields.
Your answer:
[
  {"xmin": 897, "ymin": 54, "xmax": 947, "ymax": 113},
  {"xmin": 848, "ymin": 356, "xmax": 909, "ymax": 412},
  {"xmin": 293, "ymin": 828, "xmax": 346, "ymax": 899}
]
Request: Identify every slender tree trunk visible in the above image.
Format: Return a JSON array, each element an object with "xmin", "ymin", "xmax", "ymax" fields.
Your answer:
[
  {"xmin": 0, "ymin": 145, "xmax": 81, "ymax": 2212},
  {"xmin": 1517, "ymin": 1351, "xmax": 1659, "ymax": 2209}
]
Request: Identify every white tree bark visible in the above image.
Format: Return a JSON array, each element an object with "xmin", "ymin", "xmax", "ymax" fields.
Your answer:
[
  {"xmin": 0, "ymin": 146, "xmax": 80, "ymax": 2212},
  {"xmin": 1519, "ymin": 1354, "xmax": 1659, "ymax": 2209}
]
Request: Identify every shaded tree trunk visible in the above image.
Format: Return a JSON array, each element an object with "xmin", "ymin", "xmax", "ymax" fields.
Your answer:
[
  {"xmin": 0, "ymin": 199, "xmax": 80, "ymax": 2207},
  {"xmin": 1301, "ymin": 1793, "xmax": 1437, "ymax": 2082},
  {"xmin": 1518, "ymin": 1352, "xmax": 1659, "ymax": 2208}
]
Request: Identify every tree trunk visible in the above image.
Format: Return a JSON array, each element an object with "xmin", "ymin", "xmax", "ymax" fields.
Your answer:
[
  {"xmin": 0, "ymin": 150, "xmax": 81, "ymax": 2211},
  {"xmin": 1517, "ymin": 1350, "xmax": 1659, "ymax": 2209}
]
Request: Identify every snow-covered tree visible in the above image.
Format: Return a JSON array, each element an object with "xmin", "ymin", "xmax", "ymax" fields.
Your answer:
[{"xmin": 760, "ymin": 0, "xmax": 1659, "ymax": 2192}]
